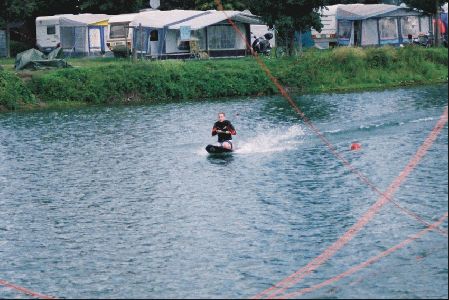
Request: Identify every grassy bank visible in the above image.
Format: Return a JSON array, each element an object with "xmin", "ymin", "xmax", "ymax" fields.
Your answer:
[
  {"xmin": 0, "ymin": 46, "xmax": 447, "ymax": 111},
  {"xmin": 0, "ymin": 69, "xmax": 35, "ymax": 111}
]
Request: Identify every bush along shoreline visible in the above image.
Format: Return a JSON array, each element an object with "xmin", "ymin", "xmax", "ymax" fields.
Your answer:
[
  {"xmin": 0, "ymin": 70, "xmax": 36, "ymax": 111},
  {"xmin": 1, "ymin": 46, "xmax": 448, "ymax": 112}
]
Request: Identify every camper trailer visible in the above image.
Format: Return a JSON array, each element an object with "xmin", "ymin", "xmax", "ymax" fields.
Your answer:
[
  {"xmin": 312, "ymin": 5, "xmax": 339, "ymax": 49},
  {"xmin": 36, "ymin": 15, "xmax": 64, "ymax": 53},
  {"xmin": 106, "ymin": 13, "xmax": 138, "ymax": 56},
  {"xmin": 36, "ymin": 14, "xmax": 111, "ymax": 55}
]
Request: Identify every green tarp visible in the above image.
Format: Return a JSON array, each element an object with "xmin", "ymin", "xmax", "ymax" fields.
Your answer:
[{"xmin": 15, "ymin": 48, "xmax": 70, "ymax": 71}]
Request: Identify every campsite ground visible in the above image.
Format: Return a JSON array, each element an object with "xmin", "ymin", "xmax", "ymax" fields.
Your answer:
[{"xmin": 0, "ymin": 46, "xmax": 448, "ymax": 112}]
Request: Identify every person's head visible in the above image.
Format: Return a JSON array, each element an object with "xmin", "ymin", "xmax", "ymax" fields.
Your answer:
[{"xmin": 218, "ymin": 112, "xmax": 226, "ymax": 122}]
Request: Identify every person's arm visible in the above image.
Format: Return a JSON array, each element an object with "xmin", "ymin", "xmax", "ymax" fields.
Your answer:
[
  {"xmin": 212, "ymin": 124, "xmax": 218, "ymax": 136},
  {"xmin": 228, "ymin": 122, "xmax": 237, "ymax": 135}
]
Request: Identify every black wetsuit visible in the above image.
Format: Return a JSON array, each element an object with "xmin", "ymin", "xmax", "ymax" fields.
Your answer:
[{"xmin": 212, "ymin": 120, "xmax": 237, "ymax": 143}]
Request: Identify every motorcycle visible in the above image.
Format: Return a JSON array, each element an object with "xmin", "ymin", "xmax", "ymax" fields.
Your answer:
[
  {"xmin": 251, "ymin": 32, "xmax": 273, "ymax": 56},
  {"xmin": 412, "ymin": 33, "xmax": 434, "ymax": 48}
]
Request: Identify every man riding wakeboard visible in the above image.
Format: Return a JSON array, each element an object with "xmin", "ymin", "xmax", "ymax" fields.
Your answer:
[{"xmin": 211, "ymin": 112, "xmax": 237, "ymax": 151}]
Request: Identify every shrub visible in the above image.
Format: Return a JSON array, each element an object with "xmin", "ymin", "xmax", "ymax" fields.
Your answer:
[
  {"xmin": 0, "ymin": 70, "xmax": 35, "ymax": 110},
  {"xmin": 365, "ymin": 46, "xmax": 398, "ymax": 68}
]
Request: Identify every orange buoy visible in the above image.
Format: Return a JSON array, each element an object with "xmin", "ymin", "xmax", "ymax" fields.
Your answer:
[{"xmin": 351, "ymin": 143, "xmax": 362, "ymax": 151}]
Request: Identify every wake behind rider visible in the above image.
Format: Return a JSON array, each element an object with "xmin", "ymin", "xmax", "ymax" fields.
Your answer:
[{"xmin": 212, "ymin": 112, "xmax": 237, "ymax": 150}]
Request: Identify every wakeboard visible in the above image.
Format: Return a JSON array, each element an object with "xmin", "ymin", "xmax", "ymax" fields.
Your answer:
[{"xmin": 206, "ymin": 144, "xmax": 233, "ymax": 154}]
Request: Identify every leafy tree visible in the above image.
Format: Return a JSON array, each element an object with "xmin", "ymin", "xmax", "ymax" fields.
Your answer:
[
  {"xmin": 403, "ymin": 0, "xmax": 446, "ymax": 46},
  {"xmin": 247, "ymin": 0, "xmax": 328, "ymax": 55},
  {"xmin": 0, "ymin": 0, "xmax": 38, "ymax": 57},
  {"xmin": 80, "ymin": 0, "xmax": 247, "ymax": 12},
  {"xmin": 326, "ymin": 0, "xmax": 397, "ymax": 4},
  {"xmin": 160, "ymin": 0, "xmax": 247, "ymax": 10},
  {"xmin": 79, "ymin": 0, "xmax": 148, "ymax": 14}
]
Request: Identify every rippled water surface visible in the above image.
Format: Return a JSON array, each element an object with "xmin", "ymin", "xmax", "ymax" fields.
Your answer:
[{"xmin": 0, "ymin": 85, "xmax": 448, "ymax": 298}]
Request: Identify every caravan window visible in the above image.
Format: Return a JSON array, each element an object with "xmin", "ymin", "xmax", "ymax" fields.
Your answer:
[
  {"xmin": 110, "ymin": 24, "xmax": 128, "ymax": 39},
  {"xmin": 338, "ymin": 21, "xmax": 352, "ymax": 40},
  {"xmin": 47, "ymin": 25, "xmax": 56, "ymax": 35},
  {"xmin": 60, "ymin": 27, "xmax": 75, "ymax": 49},
  {"xmin": 401, "ymin": 16, "xmax": 420, "ymax": 38},
  {"xmin": 192, "ymin": 29, "xmax": 206, "ymax": 50},
  {"xmin": 150, "ymin": 30, "xmax": 158, "ymax": 42},
  {"xmin": 379, "ymin": 17, "xmax": 398, "ymax": 41},
  {"xmin": 208, "ymin": 25, "xmax": 236, "ymax": 49},
  {"xmin": 134, "ymin": 28, "xmax": 149, "ymax": 52},
  {"xmin": 175, "ymin": 31, "xmax": 190, "ymax": 51}
]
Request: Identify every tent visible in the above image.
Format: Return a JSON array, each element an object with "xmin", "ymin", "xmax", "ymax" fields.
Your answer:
[
  {"xmin": 129, "ymin": 10, "xmax": 204, "ymax": 57},
  {"xmin": 129, "ymin": 10, "xmax": 262, "ymax": 58},
  {"xmin": 58, "ymin": 14, "xmax": 111, "ymax": 55},
  {"xmin": 15, "ymin": 48, "xmax": 70, "ymax": 71},
  {"xmin": 336, "ymin": 4, "xmax": 431, "ymax": 46}
]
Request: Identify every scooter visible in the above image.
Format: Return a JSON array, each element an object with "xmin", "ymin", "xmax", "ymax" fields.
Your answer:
[{"xmin": 251, "ymin": 32, "xmax": 273, "ymax": 56}]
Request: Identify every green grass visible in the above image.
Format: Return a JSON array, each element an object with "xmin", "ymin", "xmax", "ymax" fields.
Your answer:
[{"xmin": 0, "ymin": 46, "xmax": 447, "ymax": 112}]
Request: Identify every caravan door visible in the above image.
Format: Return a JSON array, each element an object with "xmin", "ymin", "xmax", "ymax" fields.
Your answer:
[
  {"xmin": 89, "ymin": 26, "xmax": 103, "ymax": 54},
  {"xmin": 149, "ymin": 30, "xmax": 159, "ymax": 57},
  {"xmin": 353, "ymin": 21, "xmax": 362, "ymax": 46}
]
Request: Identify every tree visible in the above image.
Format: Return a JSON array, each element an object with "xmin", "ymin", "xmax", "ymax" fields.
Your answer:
[
  {"xmin": 403, "ymin": 0, "xmax": 446, "ymax": 46},
  {"xmin": 80, "ymin": 0, "xmax": 148, "ymax": 14},
  {"xmin": 0, "ymin": 0, "xmax": 38, "ymax": 57},
  {"xmin": 325, "ymin": 0, "xmax": 401, "ymax": 4},
  {"xmin": 160, "ymin": 0, "xmax": 247, "ymax": 10},
  {"xmin": 248, "ymin": 0, "xmax": 328, "ymax": 55}
]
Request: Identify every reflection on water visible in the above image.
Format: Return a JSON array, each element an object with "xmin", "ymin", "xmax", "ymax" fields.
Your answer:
[
  {"xmin": 207, "ymin": 154, "xmax": 235, "ymax": 165},
  {"xmin": 0, "ymin": 84, "xmax": 447, "ymax": 299}
]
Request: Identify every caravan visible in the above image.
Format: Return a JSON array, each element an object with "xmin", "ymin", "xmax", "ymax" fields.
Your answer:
[
  {"xmin": 36, "ymin": 15, "xmax": 64, "ymax": 53},
  {"xmin": 311, "ymin": 4, "xmax": 432, "ymax": 48},
  {"xmin": 106, "ymin": 13, "xmax": 138, "ymax": 56},
  {"xmin": 312, "ymin": 5, "xmax": 339, "ymax": 49},
  {"xmin": 336, "ymin": 4, "xmax": 431, "ymax": 47},
  {"xmin": 36, "ymin": 14, "xmax": 111, "ymax": 55},
  {"xmin": 107, "ymin": 9, "xmax": 263, "ymax": 59}
]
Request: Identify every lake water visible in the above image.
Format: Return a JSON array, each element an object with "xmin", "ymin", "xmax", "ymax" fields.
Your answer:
[{"xmin": 0, "ymin": 85, "xmax": 447, "ymax": 298}]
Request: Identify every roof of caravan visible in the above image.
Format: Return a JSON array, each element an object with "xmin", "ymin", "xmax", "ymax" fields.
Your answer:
[
  {"xmin": 36, "ymin": 15, "xmax": 67, "ymax": 25},
  {"xmin": 108, "ymin": 13, "xmax": 139, "ymax": 24},
  {"xmin": 37, "ymin": 14, "xmax": 111, "ymax": 26},
  {"xmin": 129, "ymin": 10, "xmax": 205, "ymax": 27},
  {"xmin": 59, "ymin": 14, "xmax": 111, "ymax": 26},
  {"xmin": 168, "ymin": 10, "xmax": 262, "ymax": 30},
  {"xmin": 336, "ymin": 4, "xmax": 422, "ymax": 20}
]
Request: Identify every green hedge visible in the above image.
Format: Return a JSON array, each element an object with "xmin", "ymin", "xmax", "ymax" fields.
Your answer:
[
  {"xmin": 0, "ymin": 70, "xmax": 35, "ymax": 110},
  {"xmin": 30, "ymin": 60, "xmax": 277, "ymax": 104},
  {"xmin": 0, "ymin": 46, "xmax": 444, "ymax": 111}
]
